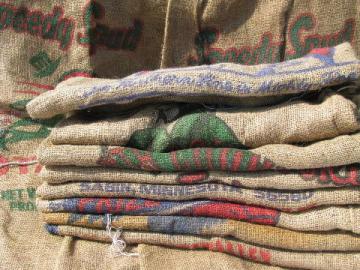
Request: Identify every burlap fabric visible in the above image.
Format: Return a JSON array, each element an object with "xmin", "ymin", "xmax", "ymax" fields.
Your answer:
[
  {"xmin": 38, "ymin": 133, "xmax": 360, "ymax": 170},
  {"xmin": 3, "ymin": 0, "xmax": 359, "ymax": 269},
  {"xmin": 160, "ymin": 0, "xmax": 360, "ymax": 67},
  {"xmin": 26, "ymin": 43, "xmax": 360, "ymax": 119},
  {"xmin": 36, "ymin": 182, "xmax": 360, "ymax": 212},
  {"xmin": 0, "ymin": 0, "xmax": 168, "ymax": 268},
  {"xmin": 38, "ymin": 198, "xmax": 360, "ymax": 234},
  {"xmin": 45, "ymin": 225, "xmax": 360, "ymax": 270},
  {"xmin": 42, "ymin": 213, "xmax": 360, "ymax": 251},
  {"xmin": 138, "ymin": 244, "xmax": 290, "ymax": 270},
  {"xmin": 49, "ymin": 93, "xmax": 360, "ymax": 149},
  {"xmin": 41, "ymin": 164, "xmax": 360, "ymax": 189}
]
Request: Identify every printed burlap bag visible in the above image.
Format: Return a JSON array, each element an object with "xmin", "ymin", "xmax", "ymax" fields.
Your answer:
[
  {"xmin": 41, "ymin": 213, "xmax": 360, "ymax": 251},
  {"xmin": 36, "ymin": 181, "xmax": 360, "ymax": 212},
  {"xmin": 49, "ymin": 93, "xmax": 360, "ymax": 149},
  {"xmin": 139, "ymin": 244, "xmax": 292, "ymax": 270},
  {"xmin": 0, "ymin": 0, "xmax": 169, "ymax": 268},
  {"xmin": 0, "ymin": 116, "xmax": 141, "ymax": 270},
  {"xmin": 37, "ymin": 198, "xmax": 360, "ymax": 234},
  {"xmin": 0, "ymin": 0, "xmax": 167, "ymax": 96},
  {"xmin": 40, "ymin": 163, "xmax": 360, "ymax": 189},
  {"xmin": 38, "ymin": 133, "xmax": 360, "ymax": 170},
  {"xmin": 26, "ymin": 43, "xmax": 360, "ymax": 119},
  {"xmin": 45, "ymin": 225, "xmax": 360, "ymax": 270},
  {"xmin": 160, "ymin": 0, "xmax": 360, "ymax": 67}
]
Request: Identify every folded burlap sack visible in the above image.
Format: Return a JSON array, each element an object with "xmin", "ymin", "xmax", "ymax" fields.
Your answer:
[
  {"xmin": 26, "ymin": 43, "xmax": 360, "ymax": 119},
  {"xmin": 52, "ymin": 94, "xmax": 360, "ymax": 150},
  {"xmin": 45, "ymin": 225, "xmax": 360, "ymax": 270},
  {"xmin": 50, "ymin": 94, "xmax": 360, "ymax": 149},
  {"xmin": 36, "ymin": 182, "xmax": 360, "ymax": 211},
  {"xmin": 139, "ymin": 244, "xmax": 290, "ymax": 270},
  {"xmin": 38, "ymin": 133, "xmax": 360, "ymax": 170},
  {"xmin": 41, "ymin": 164, "xmax": 360, "ymax": 189},
  {"xmin": 37, "ymin": 198, "xmax": 280, "ymax": 224},
  {"xmin": 42, "ymin": 213, "xmax": 360, "ymax": 251},
  {"xmin": 36, "ymin": 198, "xmax": 360, "ymax": 234}
]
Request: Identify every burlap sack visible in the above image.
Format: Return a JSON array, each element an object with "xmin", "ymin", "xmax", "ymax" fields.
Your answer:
[
  {"xmin": 49, "ymin": 93, "xmax": 360, "ymax": 149},
  {"xmin": 45, "ymin": 225, "xmax": 360, "ymax": 270},
  {"xmin": 37, "ymin": 197, "xmax": 281, "ymax": 224},
  {"xmin": 0, "ymin": 0, "xmax": 167, "ymax": 96},
  {"xmin": 51, "ymin": 105, "xmax": 159, "ymax": 146},
  {"xmin": 160, "ymin": 0, "xmax": 360, "ymax": 67},
  {"xmin": 38, "ymin": 132, "xmax": 360, "ymax": 170},
  {"xmin": 0, "ymin": 0, "xmax": 169, "ymax": 267},
  {"xmin": 26, "ymin": 43, "xmax": 360, "ymax": 119},
  {"xmin": 139, "ymin": 244, "xmax": 290, "ymax": 270},
  {"xmin": 42, "ymin": 213, "xmax": 360, "ymax": 251},
  {"xmin": 40, "ymin": 163, "xmax": 360, "ymax": 189},
  {"xmin": 36, "ymin": 182, "xmax": 360, "ymax": 212},
  {"xmin": 36, "ymin": 198, "xmax": 360, "ymax": 234}
]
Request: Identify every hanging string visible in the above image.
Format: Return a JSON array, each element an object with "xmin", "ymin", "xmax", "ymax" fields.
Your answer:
[{"xmin": 106, "ymin": 214, "xmax": 139, "ymax": 257}]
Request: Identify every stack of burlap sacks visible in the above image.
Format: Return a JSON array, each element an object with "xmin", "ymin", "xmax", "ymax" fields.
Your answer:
[{"xmin": 26, "ymin": 42, "xmax": 360, "ymax": 270}]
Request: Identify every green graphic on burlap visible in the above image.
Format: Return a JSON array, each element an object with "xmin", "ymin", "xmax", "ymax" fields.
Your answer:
[
  {"xmin": 128, "ymin": 113, "xmax": 245, "ymax": 152},
  {"xmin": 29, "ymin": 51, "xmax": 61, "ymax": 78},
  {"xmin": 1, "ymin": 100, "xmax": 62, "ymax": 150},
  {"xmin": 0, "ymin": 187, "xmax": 37, "ymax": 212}
]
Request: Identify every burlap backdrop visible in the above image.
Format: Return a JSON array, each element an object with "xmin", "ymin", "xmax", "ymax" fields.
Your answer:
[
  {"xmin": 2, "ymin": 0, "xmax": 360, "ymax": 268},
  {"xmin": 0, "ymin": 0, "xmax": 166, "ymax": 269},
  {"xmin": 160, "ymin": 0, "xmax": 360, "ymax": 67}
]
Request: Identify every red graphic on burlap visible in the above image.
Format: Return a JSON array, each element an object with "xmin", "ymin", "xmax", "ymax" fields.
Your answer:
[
  {"xmin": 300, "ymin": 165, "xmax": 360, "ymax": 186},
  {"xmin": 175, "ymin": 239, "xmax": 271, "ymax": 264}
]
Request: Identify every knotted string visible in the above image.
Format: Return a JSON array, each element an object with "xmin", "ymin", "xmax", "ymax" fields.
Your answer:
[{"xmin": 106, "ymin": 214, "xmax": 139, "ymax": 257}]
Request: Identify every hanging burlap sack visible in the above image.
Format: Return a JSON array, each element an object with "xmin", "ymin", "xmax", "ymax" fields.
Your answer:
[
  {"xmin": 0, "ymin": 0, "xmax": 170, "ymax": 267},
  {"xmin": 36, "ymin": 181, "xmax": 360, "ymax": 212},
  {"xmin": 36, "ymin": 198, "xmax": 360, "ymax": 234},
  {"xmin": 26, "ymin": 43, "xmax": 360, "ymax": 119},
  {"xmin": 49, "ymin": 94, "xmax": 360, "ymax": 149},
  {"xmin": 40, "ymin": 163, "xmax": 360, "ymax": 189},
  {"xmin": 0, "ymin": 0, "xmax": 167, "ymax": 100},
  {"xmin": 38, "ymin": 132, "xmax": 360, "ymax": 170},
  {"xmin": 45, "ymin": 225, "xmax": 360, "ymax": 270},
  {"xmin": 160, "ymin": 0, "xmax": 360, "ymax": 67},
  {"xmin": 42, "ymin": 213, "xmax": 360, "ymax": 251},
  {"xmin": 139, "ymin": 244, "xmax": 290, "ymax": 270}
]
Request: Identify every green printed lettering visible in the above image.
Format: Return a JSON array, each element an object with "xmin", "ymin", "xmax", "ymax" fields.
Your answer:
[
  {"xmin": 28, "ymin": 12, "xmax": 42, "ymax": 35},
  {"xmin": 0, "ymin": 6, "xmax": 13, "ymax": 30},
  {"xmin": 289, "ymin": 15, "xmax": 315, "ymax": 59},
  {"xmin": 26, "ymin": 187, "xmax": 36, "ymax": 199},
  {"xmin": 12, "ymin": 7, "xmax": 27, "ymax": 32},
  {"xmin": 41, "ymin": 7, "xmax": 61, "ymax": 39},
  {"xmin": 249, "ymin": 34, "xmax": 270, "ymax": 64},
  {"xmin": 78, "ymin": 1, "xmax": 103, "ymax": 45},
  {"xmin": 56, "ymin": 19, "xmax": 74, "ymax": 50},
  {"xmin": 1, "ymin": 190, "xmax": 15, "ymax": 201}
]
